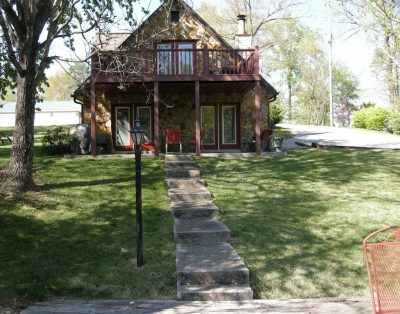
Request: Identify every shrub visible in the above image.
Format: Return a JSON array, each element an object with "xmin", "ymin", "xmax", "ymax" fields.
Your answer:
[
  {"xmin": 270, "ymin": 102, "xmax": 284, "ymax": 125},
  {"xmin": 353, "ymin": 108, "xmax": 368, "ymax": 129},
  {"xmin": 386, "ymin": 111, "xmax": 400, "ymax": 135},
  {"xmin": 353, "ymin": 107, "xmax": 390, "ymax": 131},
  {"xmin": 42, "ymin": 126, "xmax": 72, "ymax": 155}
]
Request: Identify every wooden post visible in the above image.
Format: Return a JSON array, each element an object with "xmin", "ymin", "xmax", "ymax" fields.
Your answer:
[
  {"xmin": 203, "ymin": 47, "xmax": 209, "ymax": 74},
  {"xmin": 154, "ymin": 81, "xmax": 160, "ymax": 156},
  {"xmin": 90, "ymin": 82, "xmax": 96, "ymax": 157},
  {"xmin": 254, "ymin": 45, "xmax": 260, "ymax": 75},
  {"xmin": 255, "ymin": 80, "xmax": 261, "ymax": 155},
  {"xmin": 195, "ymin": 81, "xmax": 201, "ymax": 155}
]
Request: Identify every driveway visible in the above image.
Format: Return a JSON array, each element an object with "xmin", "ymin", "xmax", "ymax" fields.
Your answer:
[{"xmin": 279, "ymin": 124, "xmax": 400, "ymax": 149}]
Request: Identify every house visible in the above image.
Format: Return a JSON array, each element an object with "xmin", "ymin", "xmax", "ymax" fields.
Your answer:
[
  {"xmin": 73, "ymin": 0, "xmax": 277, "ymax": 156},
  {"xmin": 0, "ymin": 101, "xmax": 81, "ymax": 127}
]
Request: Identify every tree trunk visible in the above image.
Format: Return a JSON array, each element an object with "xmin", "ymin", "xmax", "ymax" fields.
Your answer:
[
  {"xmin": 288, "ymin": 78, "xmax": 292, "ymax": 121},
  {"xmin": 4, "ymin": 73, "xmax": 37, "ymax": 195}
]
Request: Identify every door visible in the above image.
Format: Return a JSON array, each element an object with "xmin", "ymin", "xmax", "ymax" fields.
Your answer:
[
  {"xmin": 201, "ymin": 105, "xmax": 217, "ymax": 149},
  {"xmin": 178, "ymin": 43, "xmax": 194, "ymax": 74},
  {"xmin": 115, "ymin": 106, "xmax": 132, "ymax": 150},
  {"xmin": 220, "ymin": 104, "xmax": 240, "ymax": 149},
  {"xmin": 135, "ymin": 106, "xmax": 152, "ymax": 142},
  {"xmin": 157, "ymin": 43, "xmax": 172, "ymax": 74}
]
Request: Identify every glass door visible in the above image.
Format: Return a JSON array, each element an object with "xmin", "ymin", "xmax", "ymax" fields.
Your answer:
[
  {"xmin": 135, "ymin": 106, "xmax": 152, "ymax": 142},
  {"xmin": 201, "ymin": 105, "xmax": 217, "ymax": 149},
  {"xmin": 178, "ymin": 43, "xmax": 193, "ymax": 74},
  {"xmin": 115, "ymin": 106, "xmax": 132, "ymax": 150},
  {"xmin": 157, "ymin": 43, "xmax": 172, "ymax": 74},
  {"xmin": 220, "ymin": 104, "xmax": 240, "ymax": 149}
]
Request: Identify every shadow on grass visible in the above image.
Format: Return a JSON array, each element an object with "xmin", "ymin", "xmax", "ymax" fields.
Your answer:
[
  {"xmin": 0, "ymin": 157, "xmax": 175, "ymax": 305},
  {"xmin": 196, "ymin": 148, "xmax": 400, "ymax": 299}
]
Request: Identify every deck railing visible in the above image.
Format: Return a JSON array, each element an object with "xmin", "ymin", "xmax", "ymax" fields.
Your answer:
[{"xmin": 92, "ymin": 48, "xmax": 259, "ymax": 78}]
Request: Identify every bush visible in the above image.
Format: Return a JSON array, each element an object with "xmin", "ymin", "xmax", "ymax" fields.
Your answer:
[
  {"xmin": 270, "ymin": 102, "xmax": 284, "ymax": 125},
  {"xmin": 353, "ymin": 107, "xmax": 390, "ymax": 131},
  {"xmin": 42, "ymin": 126, "xmax": 73, "ymax": 155},
  {"xmin": 386, "ymin": 111, "xmax": 400, "ymax": 135},
  {"xmin": 353, "ymin": 108, "xmax": 368, "ymax": 129}
]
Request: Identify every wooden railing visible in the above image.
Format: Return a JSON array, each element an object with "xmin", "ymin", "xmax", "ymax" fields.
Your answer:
[{"xmin": 92, "ymin": 47, "xmax": 259, "ymax": 78}]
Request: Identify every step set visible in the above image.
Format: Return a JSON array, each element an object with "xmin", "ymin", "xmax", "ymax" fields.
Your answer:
[{"xmin": 165, "ymin": 154, "xmax": 253, "ymax": 301}]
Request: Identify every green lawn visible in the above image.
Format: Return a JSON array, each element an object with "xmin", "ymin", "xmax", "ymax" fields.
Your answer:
[
  {"xmin": 2, "ymin": 125, "xmax": 400, "ymax": 305},
  {"xmin": 0, "ymin": 127, "xmax": 175, "ymax": 308},
  {"xmin": 196, "ymin": 149, "xmax": 400, "ymax": 299}
]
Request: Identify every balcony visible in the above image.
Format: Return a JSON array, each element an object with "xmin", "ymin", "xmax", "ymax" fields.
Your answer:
[{"xmin": 91, "ymin": 47, "xmax": 260, "ymax": 83}]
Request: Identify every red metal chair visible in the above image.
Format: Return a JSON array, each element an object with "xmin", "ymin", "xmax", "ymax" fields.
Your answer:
[
  {"xmin": 363, "ymin": 225, "xmax": 400, "ymax": 314},
  {"xmin": 165, "ymin": 128, "xmax": 182, "ymax": 153}
]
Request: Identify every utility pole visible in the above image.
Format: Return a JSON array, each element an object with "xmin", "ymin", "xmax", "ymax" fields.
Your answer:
[{"xmin": 328, "ymin": 0, "xmax": 334, "ymax": 127}]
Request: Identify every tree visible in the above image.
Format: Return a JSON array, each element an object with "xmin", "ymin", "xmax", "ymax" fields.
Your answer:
[
  {"xmin": 337, "ymin": 0, "xmax": 400, "ymax": 111},
  {"xmin": 267, "ymin": 17, "xmax": 304, "ymax": 121},
  {"xmin": 0, "ymin": 0, "xmax": 139, "ymax": 195},
  {"xmin": 42, "ymin": 63, "xmax": 90, "ymax": 101}
]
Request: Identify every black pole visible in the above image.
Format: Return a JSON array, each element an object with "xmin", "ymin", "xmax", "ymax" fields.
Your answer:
[{"xmin": 135, "ymin": 146, "xmax": 144, "ymax": 267}]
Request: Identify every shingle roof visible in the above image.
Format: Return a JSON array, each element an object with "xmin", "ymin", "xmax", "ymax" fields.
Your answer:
[{"xmin": 94, "ymin": 33, "xmax": 131, "ymax": 51}]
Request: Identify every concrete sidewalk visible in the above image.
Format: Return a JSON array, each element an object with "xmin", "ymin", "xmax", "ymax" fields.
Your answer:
[
  {"xmin": 21, "ymin": 298, "xmax": 371, "ymax": 313},
  {"xmin": 280, "ymin": 124, "xmax": 400, "ymax": 149}
]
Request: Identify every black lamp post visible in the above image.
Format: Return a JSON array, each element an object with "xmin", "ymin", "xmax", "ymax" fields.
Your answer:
[{"xmin": 130, "ymin": 119, "xmax": 145, "ymax": 267}]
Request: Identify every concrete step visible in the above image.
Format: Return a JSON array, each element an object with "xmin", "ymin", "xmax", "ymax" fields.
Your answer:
[
  {"xmin": 165, "ymin": 161, "xmax": 198, "ymax": 168},
  {"xmin": 168, "ymin": 188, "xmax": 211, "ymax": 202},
  {"xmin": 166, "ymin": 178, "xmax": 206, "ymax": 189},
  {"xmin": 171, "ymin": 201, "xmax": 219, "ymax": 219},
  {"xmin": 176, "ymin": 243, "xmax": 249, "ymax": 286},
  {"xmin": 177, "ymin": 285, "xmax": 253, "ymax": 301},
  {"xmin": 166, "ymin": 169, "xmax": 201, "ymax": 178},
  {"xmin": 174, "ymin": 219, "xmax": 230, "ymax": 244},
  {"xmin": 165, "ymin": 154, "xmax": 192, "ymax": 161}
]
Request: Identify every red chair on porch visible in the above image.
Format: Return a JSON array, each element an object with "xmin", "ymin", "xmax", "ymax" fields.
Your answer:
[
  {"xmin": 165, "ymin": 128, "xmax": 182, "ymax": 153},
  {"xmin": 187, "ymin": 129, "xmax": 205, "ymax": 152}
]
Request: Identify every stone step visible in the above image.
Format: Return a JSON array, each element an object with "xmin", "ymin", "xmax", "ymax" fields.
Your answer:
[
  {"xmin": 166, "ymin": 178, "xmax": 206, "ymax": 189},
  {"xmin": 177, "ymin": 285, "xmax": 253, "ymax": 301},
  {"xmin": 165, "ymin": 161, "xmax": 198, "ymax": 168},
  {"xmin": 168, "ymin": 188, "xmax": 211, "ymax": 202},
  {"xmin": 176, "ymin": 243, "xmax": 249, "ymax": 286},
  {"xmin": 166, "ymin": 169, "xmax": 201, "ymax": 178},
  {"xmin": 165, "ymin": 154, "xmax": 192, "ymax": 161},
  {"xmin": 171, "ymin": 201, "xmax": 219, "ymax": 219},
  {"xmin": 174, "ymin": 219, "xmax": 230, "ymax": 244}
]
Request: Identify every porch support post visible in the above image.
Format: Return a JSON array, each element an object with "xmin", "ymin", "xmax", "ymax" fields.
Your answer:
[
  {"xmin": 154, "ymin": 81, "xmax": 160, "ymax": 155},
  {"xmin": 255, "ymin": 80, "xmax": 261, "ymax": 155},
  {"xmin": 90, "ymin": 82, "xmax": 97, "ymax": 157},
  {"xmin": 195, "ymin": 80, "xmax": 201, "ymax": 155}
]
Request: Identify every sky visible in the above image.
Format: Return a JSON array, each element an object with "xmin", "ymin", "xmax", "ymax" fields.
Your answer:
[{"xmin": 48, "ymin": 0, "xmax": 384, "ymax": 106}]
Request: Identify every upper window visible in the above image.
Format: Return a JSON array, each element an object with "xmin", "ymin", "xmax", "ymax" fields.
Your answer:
[
  {"xmin": 157, "ymin": 42, "xmax": 195, "ymax": 75},
  {"xmin": 171, "ymin": 11, "xmax": 180, "ymax": 23}
]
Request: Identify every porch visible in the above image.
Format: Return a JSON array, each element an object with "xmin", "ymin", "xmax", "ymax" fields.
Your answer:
[{"xmin": 88, "ymin": 80, "xmax": 266, "ymax": 156}]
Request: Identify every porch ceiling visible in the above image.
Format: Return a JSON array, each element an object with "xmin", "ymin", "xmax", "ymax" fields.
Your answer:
[{"xmin": 99, "ymin": 81, "xmax": 255, "ymax": 96}]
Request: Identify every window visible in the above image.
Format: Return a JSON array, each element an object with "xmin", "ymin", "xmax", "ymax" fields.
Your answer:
[
  {"xmin": 157, "ymin": 43, "xmax": 172, "ymax": 74},
  {"xmin": 157, "ymin": 41, "xmax": 195, "ymax": 75},
  {"xmin": 171, "ymin": 11, "xmax": 180, "ymax": 23}
]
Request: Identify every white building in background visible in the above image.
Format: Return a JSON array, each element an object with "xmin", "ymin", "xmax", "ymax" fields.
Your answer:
[{"xmin": 0, "ymin": 101, "xmax": 81, "ymax": 127}]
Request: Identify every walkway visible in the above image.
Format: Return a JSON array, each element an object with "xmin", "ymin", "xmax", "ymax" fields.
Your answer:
[
  {"xmin": 280, "ymin": 124, "xmax": 400, "ymax": 149},
  {"xmin": 21, "ymin": 298, "xmax": 371, "ymax": 313},
  {"xmin": 165, "ymin": 154, "xmax": 253, "ymax": 301}
]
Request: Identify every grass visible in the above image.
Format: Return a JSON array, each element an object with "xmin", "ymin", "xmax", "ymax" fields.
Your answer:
[
  {"xmin": 0, "ymin": 126, "xmax": 175, "ymax": 308},
  {"xmin": 2, "ymin": 125, "xmax": 400, "ymax": 304},
  {"xmin": 196, "ymin": 149, "xmax": 400, "ymax": 299}
]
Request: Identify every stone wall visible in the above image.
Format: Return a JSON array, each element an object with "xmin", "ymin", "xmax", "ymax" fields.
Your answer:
[
  {"xmin": 122, "ymin": 0, "xmax": 225, "ymax": 50},
  {"xmin": 84, "ymin": 88, "xmax": 269, "ymax": 151}
]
